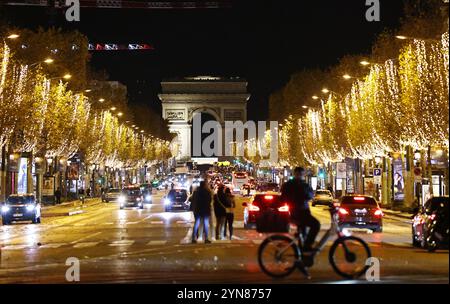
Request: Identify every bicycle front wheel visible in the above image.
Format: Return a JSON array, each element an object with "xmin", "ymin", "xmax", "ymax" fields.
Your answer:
[
  {"xmin": 258, "ymin": 235, "xmax": 299, "ymax": 278},
  {"xmin": 329, "ymin": 236, "xmax": 371, "ymax": 279}
]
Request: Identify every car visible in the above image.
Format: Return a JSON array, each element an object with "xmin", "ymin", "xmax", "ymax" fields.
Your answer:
[
  {"xmin": 164, "ymin": 188, "xmax": 190, "ymax": 212},
  {"xmin": 103, "ymin": 188, "xmax": 122, "ymax": 202},
  {"xmin": 312, "ymin": 189, "xmax": 333, "ymax": 207},
  {"xmin": 256, "ymin": 182, "xmax": 280, "ymax": 193},
  {"xmin": 412, "ymin": 196, "xmax": 449, "ymax": 251},
  {"xmin": 118, "ymin": 186, "xmax": 144, "ymax": 209},
  {"xmin": 242, "ymin": 192, "xmax": 290, "ymax": 230},
  {"xmin": 1, "ymin": 194, "xmax": 41, "ymax": 225},
  {"xmin": 337, "ymin": 195, "xmax": 383, "ymax": 232}
]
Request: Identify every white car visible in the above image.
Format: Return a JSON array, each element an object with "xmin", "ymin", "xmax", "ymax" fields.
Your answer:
[{"xmin": 312, "ymin": 189, "xmax": 334, "ymax": 206}]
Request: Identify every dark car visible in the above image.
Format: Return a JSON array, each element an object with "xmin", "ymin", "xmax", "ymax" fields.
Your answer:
[
  {"xmin": 312, "ymin": 189, "xmax": 333, "ymax": 207},
  {"xmin": 164, "ymin": 189, "xmax": 189, "ymax": 212},
  {"xmin": 1, "ymin": 194, "xmax": 41, "ymax": 225},
  {"xmin": 118, "ymin": 187, "xmax": 144, "ymax": 209},
  {"xmin": 412, "ymin": 196, "xmax": 449, "ymax": 251},
  {"xmin": 337, "ymin": 195, "xmax": 383, "ymax": 232},
  {"xmin": 243, "ymin": 193, "xmax": 290, "ymax": 231}
]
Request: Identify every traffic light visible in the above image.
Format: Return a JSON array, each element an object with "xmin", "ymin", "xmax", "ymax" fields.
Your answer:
[{"xmin": 318, "ymin": 168, "xmax": 325, "ymax": 179}]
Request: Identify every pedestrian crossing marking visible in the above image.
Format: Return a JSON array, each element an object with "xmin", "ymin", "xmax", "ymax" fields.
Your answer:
[
  {"xmin": 73, "ymin": 242, "xmax": 99, "ymax": 248},
  {"xmin": 109, "ymin": 240, "xmax": 135, "ymax": 246},
  {"xmin": 150, "ymin": 221, "xmax": 164, "ymax": 224},
  {"xmin": 2, "ymin": 244, "xmax": 28, "ymax": 250}
]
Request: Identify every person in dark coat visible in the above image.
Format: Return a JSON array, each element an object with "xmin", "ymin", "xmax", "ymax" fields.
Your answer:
[
  {"xmin": 213, "ymin": 185, "xmax": 227, "ymax": 240},
  {"xmin": 54, "ymin": 187, "xmax": 62, "ymax": 205},
  {"xmin": 192, "ymin": 181, "xmax": 212, "ymax": 244},
  {"xmin": 223, "ymin": 187, "xmax": 236, "ymax": 240},
  {"xmin": 281, "ymin": 167, "xmax": 319, "ymax": 252}
]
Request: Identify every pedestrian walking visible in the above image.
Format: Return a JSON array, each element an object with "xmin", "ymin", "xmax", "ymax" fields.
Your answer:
[
  {"xmin": 213, "ymin": 185, "xmax": 227, "ymax": 240},
  {"xmin": 54, "ymin": 187, "xmax": 62, "ymax": 205},
  {"xmin": 223, "ymin": 188, "xmax": 236, "ymax": 240},
  {"xmin": 191, "ymin": 181, "xmax": 212, "ymax": 244}
]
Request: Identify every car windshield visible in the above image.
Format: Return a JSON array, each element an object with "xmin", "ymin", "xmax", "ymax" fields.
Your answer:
[
  {"xmin": 340, "ymin": 196, "xmax": 377, "ymax": 206},
  {"xmin": 123, "ymin": 189, "xmax": 141, "ymax": 196},
  {"xmin": 168, "ymin": 189, "xmax": 187, "ymax": 201},
  {"xmin": 316, "ymin": 190, "xmax": 330, "ymax": 195},
  {"xmin": 6, "ymin": 196, "xmax": 35, "ymax": 204}
]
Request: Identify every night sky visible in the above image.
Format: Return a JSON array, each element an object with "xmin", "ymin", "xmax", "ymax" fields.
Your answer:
[{"xmin": 2, "ymin": 0, "xmax": 405, "ymax": 121}]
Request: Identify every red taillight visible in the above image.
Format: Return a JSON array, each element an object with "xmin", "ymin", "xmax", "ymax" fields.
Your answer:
[
  {"xmin": 278, "ymin": 204, "xmax": 289, "ymax": 212},
  {"xmin": 264, "ymin": 195, "xmax": 274, "ymax": 200},
  {"xmin": 374, "ymin": 209, "xmax": 383, "ymax": 217},
  {"xmin": 429, "ymin": 214, "xmax": 436, "ymax": 221},
  {"xmin": 248, "ymin": 204, "xmax": 260, "ymax": 212},
  {"xmin": 354, "ymin": 197, "xmax": 365, "ymax": 201},
  {"xmin": 339, "ymin": 208, "xmax": 349, "ymax": 215}
]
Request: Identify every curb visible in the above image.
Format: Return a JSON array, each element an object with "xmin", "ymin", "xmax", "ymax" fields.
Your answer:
[
  {"xmin": 382, "ymin": 210, "xmax": 413, "ymax": 220},
  {"xmin": 41, "ymin": 201, "xmax": 102, "ymax": 217}
]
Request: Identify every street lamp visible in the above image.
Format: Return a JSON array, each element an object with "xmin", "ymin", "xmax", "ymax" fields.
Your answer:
[
  {"xmin": 395, "ymin": 35, "xmax": 439, "ymax": 43},
  {"xmin": 360, "ymin": 60, "xmax": 371, "ymax": 66},
  {"xmin": 99, "ymin": 98, "xmax": 105, "ymax": 103},
  {"xmin": 322, "ymin": 88, "xmax": 330, "ymax": 94},
  {"xmin": 312, "ymin": 95, "xmax": 319, "ymax": 100},
  {"xmin": 7, "ymin": 34, "xmax": 20, "ymax": 39},
  {"xmin": 117, "ymin": 112, "xmax": 123, "ymax": 117},
  {"xmin": 84, "ymin": 89, "xmax": 92, "ymax": 93},
  {"xmin": 29, "ymin": 58, "xmax": 54, "ymax": 68},
  {"xmin": 302, "ymin": 105, "xmax": 308, "ymax": 109},
  {"xmin": 48, "ymin": 74, "xmax": 72, "ymax": 81},
  {"xmin": 110, "ymin": 106, "xmax": 116, "ymax": 111}
]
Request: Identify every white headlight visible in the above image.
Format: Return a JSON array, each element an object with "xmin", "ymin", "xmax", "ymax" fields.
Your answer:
[
  {"xmin": 118, "ymin": 196, "xmax": 126, "ymax": 204},
  {"xmin": 145, "ymin": 195, "xmax": 152, "ymax": 201},
  {"xmin": 1, "ymin": 205, "xmax": 10, "ymax": 213},
  {"xmin": 136, "ymin": 197, "xmax": 141, "ymax": 202},
  {"xmin": 26, "ymin": 204, "xmax": 35, "ymax": 211},
  {"xmin": 164, "ymin": 198, "xmax": 171, "ymax": 205}
]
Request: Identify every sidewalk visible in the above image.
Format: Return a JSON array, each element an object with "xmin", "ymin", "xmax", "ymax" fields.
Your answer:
[
  {"xmin": 41, "ymin": 198, "xmax": 103, "ymax": 217},
  {"xmin": 381, "ymin": 208, "xmax": 413, "ymax": 220}
]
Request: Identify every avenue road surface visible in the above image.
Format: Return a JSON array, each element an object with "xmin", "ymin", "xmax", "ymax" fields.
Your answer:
[{"xmin": 0, "ymin": 190, "xmax": 448, "ymax": 284}]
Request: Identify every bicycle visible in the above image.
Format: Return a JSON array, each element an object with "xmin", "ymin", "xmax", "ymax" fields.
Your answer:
[{"xmin": 257, "ymin": 206, "xmax": 371, "ymax": 280}]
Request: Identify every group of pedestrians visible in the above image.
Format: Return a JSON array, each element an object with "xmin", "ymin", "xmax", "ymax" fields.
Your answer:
[{"xmin": 189, "ymin": 181, "xmax": 235, "ymax": 243}]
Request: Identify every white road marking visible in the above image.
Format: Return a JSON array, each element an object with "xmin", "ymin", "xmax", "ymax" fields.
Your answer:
[
  {"xmin": 70, "ymin": 231, "xmax": 102, "ymax": 244},
  {"xmin": 109, "ymin": 240, "xmax": 135, "ymax": 247},
  {"xmin": 181, "ymin": 227, "xmax": 193, "ymax": 244},
  {"xmin": 2, "ymin": 244, "xmax": 28, "ymax": 250},
  {"xmin": 150, "ymin": 221, "xmax": 164, "ymax": 225},
  {"xmin": 147, "ymin": 240, "xmax": 167, "ymax": 245},
  {"xmin": 234, "ymin": 221, "xmax": 244, "ymax": 228},
  {"xmin": 73, "ymin": 242, "xmax": 99, "ymax": 248},
  {"xmin": 103, "ymin": 222, "xmax": 113, "ymax": 225},
  {"xmin": 74, "ymin": 223, "xmax": 86, "ymax": 227},
  {"xmin": 127, "ymin": 221, "xmax": 138, "ymax": 225}
]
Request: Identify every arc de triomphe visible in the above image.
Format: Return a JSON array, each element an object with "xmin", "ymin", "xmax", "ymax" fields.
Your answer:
[{"xmin": 159, "ymin": 77, "xmax": 250, "ymax": 161}]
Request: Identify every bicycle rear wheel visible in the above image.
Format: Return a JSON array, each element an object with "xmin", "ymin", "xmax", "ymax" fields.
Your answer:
[
  {"xmin": 258, "ymin": 235, "xmax": 299, "ymax": 278},
  {"xmin": 329, "ymin": 236, "xmax": 371, "ymax": 279}
]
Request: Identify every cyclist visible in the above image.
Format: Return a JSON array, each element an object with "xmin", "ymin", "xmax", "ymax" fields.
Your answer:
[{"xmin": 281, "ymin": 167, "xmax": 320, "ymax": 253}]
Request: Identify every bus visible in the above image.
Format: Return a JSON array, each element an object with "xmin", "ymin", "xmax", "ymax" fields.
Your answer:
[{"xmin": 232, "ymin": 172, "xmax": 248, "ymax": 193}]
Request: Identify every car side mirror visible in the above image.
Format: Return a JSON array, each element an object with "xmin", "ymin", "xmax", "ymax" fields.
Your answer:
[{"xmin": 242, "ymin": 202, "xmax": 248, "ymax": 207}]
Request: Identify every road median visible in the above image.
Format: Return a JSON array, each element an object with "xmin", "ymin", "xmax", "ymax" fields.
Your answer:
[{"xmin": 41, "ymin": 199, "xmax": 103, "ymax": 217}]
